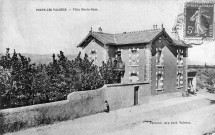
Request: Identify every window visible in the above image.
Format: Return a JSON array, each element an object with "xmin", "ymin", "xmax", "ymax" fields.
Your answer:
[
  {"xmin": 114, "ymin": 49, "xmax": 125, "ymax": 71},
  {"xmin": 156, "ymin": 72, "xmax": 164, "ymax": 90},
  {"xmin": 89, "ymin": 49, "xmax": 97, "ymax": 64},
  {"xmin": 115, "ymin": 50, "xmax": 121, "ymax": 61},
  {"xmin": 129, "ymin": 48, "xmax": 139, "ymax": 66},
  {"xmin": 177, "ymin": 49, "xmax": 183, "ymax": 66},
  {"xmin": 156, "ymin": 48, "xmax": 163, "ymax": 66},
  {"xmin": 177, "ymin": 71, "xmax": 183, "ymax": 88},
  {"xmin": 129, "ymin": 72, "xmax": 139, "ymax": 82}
]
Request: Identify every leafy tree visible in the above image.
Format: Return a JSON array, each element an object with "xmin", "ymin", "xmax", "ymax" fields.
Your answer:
[
  {"xmin": 100, "ymin": 58, "xmax": 123, "ymax": 84},
  {"xmin": 0, "ymin": 67, "xmax": 12, "ymax": 108},
  {"xmin": 0, "ymin": 48, "xmax": 123, "ymax": 109}
]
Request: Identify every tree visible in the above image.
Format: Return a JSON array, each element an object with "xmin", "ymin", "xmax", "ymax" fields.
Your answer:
[
  {"xmin": 0, "ymin": 67, "xmax": 12, "ymax": 108},
  {"xmin": 0, "ymin": 49, "xmax": 123, "ymax": 109},
  {"xmin": 99, "ymin": 58, "xmax": 123, "ymax": 84}
]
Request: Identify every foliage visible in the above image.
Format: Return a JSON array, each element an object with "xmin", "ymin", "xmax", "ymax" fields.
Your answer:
[
  {"xmin": 0, "ymin": 49, "xmax": 38, "ymax": 108},
  {"xmin": 191, "ymin": 67, "xmax": 215, "ymax": 93},
  {"xmin": 99, "ymin": 59, "xmax": 123, "ymax": 84},
  {"xmin": 0, "ymin": 48, "xmax": 122, "ymax": 109}
]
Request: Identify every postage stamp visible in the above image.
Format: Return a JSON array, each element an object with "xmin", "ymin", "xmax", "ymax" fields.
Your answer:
[{"xmin": 184, "ymin": 2, "xmax": 214, "ymax": 40}]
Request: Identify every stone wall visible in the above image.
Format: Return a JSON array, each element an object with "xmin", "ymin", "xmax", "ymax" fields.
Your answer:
[
  {"xmin": 0, "ymin": 87, "xmax": 106, "ymax": 134},
  {"xmin": 105, "ymin": 82, "xmax": 151, "ymax": 110},
  {"xmin": 0, "ymin": 82, "xmax": 151, "ymax": 134}
]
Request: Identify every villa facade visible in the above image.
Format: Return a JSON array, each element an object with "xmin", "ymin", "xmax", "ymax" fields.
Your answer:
[{"xmin": 77, "ymin": 27, "xmax": 191, "ymax": 95}]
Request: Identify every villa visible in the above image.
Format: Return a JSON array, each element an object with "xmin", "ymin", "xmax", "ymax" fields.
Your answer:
[{"xmin": 77, "ymin": 25, "xmax": 191, "ymax": 95}]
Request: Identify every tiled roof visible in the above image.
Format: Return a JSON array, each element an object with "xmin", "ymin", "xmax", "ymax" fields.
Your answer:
[
  {"xmin": 91, "ymin": 32, "xmax": 116, "ymax": 44},
  {"xmin": 114, "ymin": 30, "xmax": 162, "ymax": 45},
  {"xmin": 77, "ymin": 29, "xmax": 190, "ymax": 48}
]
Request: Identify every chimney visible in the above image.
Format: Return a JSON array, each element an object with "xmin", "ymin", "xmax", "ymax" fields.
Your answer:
[
  {"xmin": 153, "ymin": 25, "xmax": 157, "ymax": 30},
  {"xmin": 171, "ymin": 27, "xmax": 178, "ymax": 40}
]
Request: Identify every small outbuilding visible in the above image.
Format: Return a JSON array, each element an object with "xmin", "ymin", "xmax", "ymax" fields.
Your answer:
[{"xmin": 187, "ymin": 69, "xmax": 197, "ymax": 94}]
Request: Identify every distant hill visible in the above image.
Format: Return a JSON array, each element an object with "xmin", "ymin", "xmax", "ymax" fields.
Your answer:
[
  {"xmin": 0, "ymin": 53, "xmax": 209, "ymax": 66},
  {"xmin": 0, "ymin": 53, "xmax": 77, "ymax": 64}
]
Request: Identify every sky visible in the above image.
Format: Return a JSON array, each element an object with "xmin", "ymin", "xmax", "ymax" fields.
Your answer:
[{"xmin": 0, "ymin": 0, "xmax": 215, "ymax": 65}]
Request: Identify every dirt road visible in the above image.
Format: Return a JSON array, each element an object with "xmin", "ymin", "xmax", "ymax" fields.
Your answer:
[{"xmin": 5, "ymin": 94, "xmax": 215, "ymax": 135}]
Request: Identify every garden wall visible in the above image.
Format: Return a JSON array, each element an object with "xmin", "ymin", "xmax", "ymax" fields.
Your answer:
[
  {"xmin": 0, "ymin": 86, "xmax": 106, "ymax": 134},
  {"xmin": 0, "ymin": 81, "xmax": 152, "ymax": 134},
  {"xmin": 105, "ymin": 82, "xmax": 151, "ymax": 110}
]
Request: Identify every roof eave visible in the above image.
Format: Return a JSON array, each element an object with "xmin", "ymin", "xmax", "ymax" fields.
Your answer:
[
  {"xmin": 149, "ymin": 29, "xmax": 165, "ymax": 43},
  {"xmin": 77, "ymin": 32, "xmax": 92, "ymax": 48},
  {"xmin": 77, "ymin": 32, "xmax": 107, "ymax": 47}
]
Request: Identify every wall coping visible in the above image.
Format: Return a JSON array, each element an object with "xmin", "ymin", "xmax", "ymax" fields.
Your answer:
[
  {"xmin": 0, "ymin": 86, "xmax": 107, "ymax": 113},
  {"xmin": 0, "ymin": 100, "xmax": 69, "ymax": 113},
  {"xmin": 0, "ymin": 83, "xmax": 150, "ymax": 113},
  {"xmin": 105, "ymin": 81, "xmax": 150, "ymax": 87}
]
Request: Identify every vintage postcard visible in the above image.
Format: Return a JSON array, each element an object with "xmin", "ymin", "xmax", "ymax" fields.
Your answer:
[{"xmin": 0, "ymin": 0, "xmax": 215, "ymax": 135}]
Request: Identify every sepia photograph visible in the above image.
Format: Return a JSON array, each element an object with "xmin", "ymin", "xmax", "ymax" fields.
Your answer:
[{"xmin": 0, "ymin": 0, "xmax": 215, "ymax": 135}]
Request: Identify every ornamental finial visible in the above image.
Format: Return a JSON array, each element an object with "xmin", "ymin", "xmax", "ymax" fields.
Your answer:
[{"xmin": 90, "ymin": 27, "xmax": 92, "ymax": 33}]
